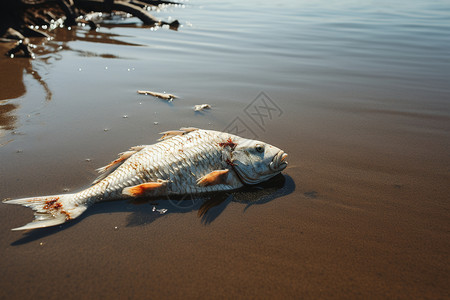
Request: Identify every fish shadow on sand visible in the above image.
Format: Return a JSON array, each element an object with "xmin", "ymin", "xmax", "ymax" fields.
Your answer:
[
  {"xmin": 11, "ymin": 174, "xmax": 295, "ymax": 246},
  {"xmin": 126, "ymin": 173, "xmax": 295, "ymax": 226}
]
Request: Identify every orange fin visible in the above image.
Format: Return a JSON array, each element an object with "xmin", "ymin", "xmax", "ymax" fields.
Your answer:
[
  {"xmin": 122, "ymin": 180, "xmax": 168, "ymax": 197},
  {"xmin": 92, "ymin": 146, "xmax": 145, "ymax": 185},
  {"xmin": 197, "ymin": 169, "xmax": 229, "ymax": 187},
  {"xmin": 158, "ymin": 130, "xmax": 184, "ymax": 141},
  {"xmin": 96, "ymin": 150, "xmax": 135, "ymax": 173}
]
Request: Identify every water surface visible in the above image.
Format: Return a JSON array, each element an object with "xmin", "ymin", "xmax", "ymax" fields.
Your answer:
[{"xmin": 0, "ymin": 0, "xmax": 449, "ymax": 298}]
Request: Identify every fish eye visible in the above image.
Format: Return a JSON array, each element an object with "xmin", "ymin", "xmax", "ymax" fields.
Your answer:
[{"xmin": 255, "ymin": 144, "xmax": 264, "ymax": 153}]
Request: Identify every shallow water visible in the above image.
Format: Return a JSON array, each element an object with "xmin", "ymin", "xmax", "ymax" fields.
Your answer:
[{"xmin": 0, "ymin": 0, "xmax": 449, "ymax": 298}]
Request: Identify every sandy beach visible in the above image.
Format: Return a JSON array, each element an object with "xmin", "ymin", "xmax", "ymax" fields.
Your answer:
[{"xmin": 0, "ymin": 0, "xmax": 449, "ymax": 298}]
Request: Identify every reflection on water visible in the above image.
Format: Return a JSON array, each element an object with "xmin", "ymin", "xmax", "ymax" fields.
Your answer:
[
  {"xmin": 0, "ymin": 102, "xmax": 18, "ymax": 131},
  {"xmin": 0, "ymin": 24, "xmax": 157, "ymax": 138},
  {"xmin": 0, "ymin": 55, "xmax": 26, "ymax": 101},
  {"xmin": 0, "ymin": 56, "xmax": 51, "ymax": 102},
  {"xmin": 0, "ymin": 50, "xmax": 44, "ymax": 135}
]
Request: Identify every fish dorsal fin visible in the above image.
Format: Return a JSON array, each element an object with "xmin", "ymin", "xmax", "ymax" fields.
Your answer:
[
  {"xmin": 179, "ymin": 127, "xmax": 199, "ymax": 133},
  {"xmin": 158, "ymin": 127, "xmax": 199, "ymax": 141},
  {"xmin": 158, "ymin": 130, "xmax": 184, "ymax": 141},
  {"xmin": 91, "ymin": 146, "xmax": 145, "ymax": 185}
]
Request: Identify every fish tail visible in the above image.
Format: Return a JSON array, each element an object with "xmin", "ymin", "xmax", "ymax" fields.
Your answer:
[{"xmin": 3, "ymin": 193, "xmax": 88, "ymax": 231}]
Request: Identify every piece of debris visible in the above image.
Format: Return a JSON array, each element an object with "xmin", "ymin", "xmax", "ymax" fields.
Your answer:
[
  {"xmin": 152, "ymin": 206, "xmax": 167, "ymax": 214},
  {"xmin": 157, "ymin": 208, "xmax": 168, "ymax": 214},
  {"xmin": 194, "ymin": 104, "xmax": 212, "ymax": 112},
  {"xmin": 1, "ymin": 0, "xmax": 181, "ymax": 57},
  {"xmin": 0, "ymin": 139, "xmax": 14, "ymax": 147},
  {"xmin": 137, "ymin": 90, "xmax": 177, "ymax": 101}
]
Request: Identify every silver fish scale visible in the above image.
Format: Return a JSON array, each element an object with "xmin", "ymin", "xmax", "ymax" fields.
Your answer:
[{"xmin": 73, "ymin": 130, "xmax": 238, "ymax": 204}]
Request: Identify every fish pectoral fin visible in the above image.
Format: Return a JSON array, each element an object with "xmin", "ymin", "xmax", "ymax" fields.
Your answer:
[
  {"xmin": 122, "ymin": 180, "xmax": 168, "ymax": 197},
  {"xmin": 197, "ymin": 169, "xmax": 229, "ymax": 187}
]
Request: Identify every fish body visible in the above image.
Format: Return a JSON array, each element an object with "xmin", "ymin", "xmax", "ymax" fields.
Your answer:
[{"xmin": 3, "ymin": 128, "xmax": 288, "ymax": 230}]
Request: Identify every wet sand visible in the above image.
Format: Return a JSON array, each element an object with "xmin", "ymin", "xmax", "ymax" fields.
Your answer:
[{"xmin": 1, "ymin": 0, "xmax": 449, "ymax": 299}]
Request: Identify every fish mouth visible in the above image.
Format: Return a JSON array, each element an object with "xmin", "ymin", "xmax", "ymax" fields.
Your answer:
[{"xmin": 270, "ymin": 151, "xmax": 288, "ymax": 172}]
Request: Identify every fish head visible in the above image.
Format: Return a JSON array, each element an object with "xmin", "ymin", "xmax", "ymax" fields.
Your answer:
[{"xmin": 230, "ymin": 137, "xmax": 288, "ymax": 185}]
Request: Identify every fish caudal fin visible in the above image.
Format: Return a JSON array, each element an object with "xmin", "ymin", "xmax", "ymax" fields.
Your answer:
[{"xmin": 3, "ymin": 194, "xmax": 88, "ymax": 231}]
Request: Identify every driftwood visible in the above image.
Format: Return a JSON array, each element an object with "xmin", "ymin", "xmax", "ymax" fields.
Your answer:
[
  {"xmin": 137, "ymin": 90, "xmax": 177, "ymax": 101},
  {"xmin": 0, "ymin": 0, "xmax": 180, "ymax": 57}
]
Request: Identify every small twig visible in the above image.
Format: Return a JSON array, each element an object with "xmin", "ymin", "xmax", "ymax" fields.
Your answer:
[{"xmin": 137, "ymin": 90, "xmax": 177, "ymax": 101}]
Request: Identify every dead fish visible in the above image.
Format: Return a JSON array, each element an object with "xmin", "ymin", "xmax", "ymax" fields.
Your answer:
[
  {"xmin": 3, "ymin": 128, "xmax": 288, "ymax": 231},
  {"xmin": 194, "ymin": 104, "xmax": 212, "ymax": 111},
  {"xmin": 137, "ymin": 90, "xmax": 177, "ymax": 101}
]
